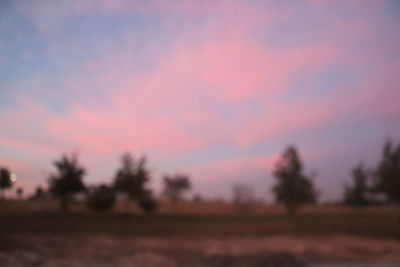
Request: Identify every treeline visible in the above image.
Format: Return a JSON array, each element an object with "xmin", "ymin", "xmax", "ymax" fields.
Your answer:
[
  {"xmin": 0, "ymin": 153, "xmax": 191, "ymax": 214},
  {"xmin": 0, "ymin": 137, "xmax": 399, "ymax": 215},
  {"xmin": 272, "ymin": 138, "xmax": 400, "ymax": 214},
  {"xmin": 344, "ymin": 138, "xmax": 400, "ymax": 208}
]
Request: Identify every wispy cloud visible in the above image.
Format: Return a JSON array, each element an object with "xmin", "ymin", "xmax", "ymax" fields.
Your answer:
[{"xmin": 0, "ymin": 0, "xmax": 399, "ymax": 199}]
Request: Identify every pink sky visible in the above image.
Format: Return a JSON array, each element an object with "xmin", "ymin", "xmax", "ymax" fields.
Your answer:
[{"xmin": 0, "ymin": 0, "xmax": 399, "ymax": 200}]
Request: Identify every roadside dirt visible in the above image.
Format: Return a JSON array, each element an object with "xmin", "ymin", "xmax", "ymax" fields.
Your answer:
[{"xmin": 1, "ymin": 234, "xmax": 399, "ymax": 266}]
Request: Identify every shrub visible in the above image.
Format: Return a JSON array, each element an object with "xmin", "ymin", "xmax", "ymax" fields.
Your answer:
[
  {"xmin": 138, "ymin": 192, "xmax": 158, "ymax": 214},
  {"xmin": 87, "ymin": 185, "xmax": 116, "ymax": 212}
]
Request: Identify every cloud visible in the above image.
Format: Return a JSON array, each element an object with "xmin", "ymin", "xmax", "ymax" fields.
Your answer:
[
  {"xmin": 0, "ymin": 0, "xmax": 399, "ymax": 199},
  {"xmin": 34, "ymin": 1, "xmax": 341, "ymax": 155}
]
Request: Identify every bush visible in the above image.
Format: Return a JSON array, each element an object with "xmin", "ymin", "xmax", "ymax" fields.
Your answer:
[
  {"xmin": 87, "ymin": 185, "xmax": 116, "ymax": 212},
  {"xmin": 138, "ymin": 193, "xmax": 158, "ymax": 214}
]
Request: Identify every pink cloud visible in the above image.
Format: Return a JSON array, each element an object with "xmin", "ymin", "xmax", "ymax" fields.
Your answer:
[
  {"xmin": 4, "ymin": 0, "xmax": 393, "ymax": 156},
  {"xmin": 1, "ymin": 0, "xmax": 398, "ymax": 199},
  {"xmin": 0, "ymin": 157, "xmax": 31, "ymax": 173},
  {"xmin": 188, "ymin": 154, "xmax": 277, "ymax": 178},
  {"xmin": 46, "ymin": 38, "xmax": 337, "ymax": 155},
  {"xmin": 0, "ymin": 98, "xmax": 68, "ymax": 156}
]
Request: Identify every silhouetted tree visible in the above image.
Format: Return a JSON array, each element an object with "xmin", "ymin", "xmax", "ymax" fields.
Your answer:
[
  {"xmin": 87, "ymin": 185, "xmax": 116, "ymax": 212},
  {"xmin": 138, "ymin": 190, "xmax": 158, "ymax": 214},
  {"xmin": 272, "ymin": 145, "xmax": 318, "ymax": 215},
  {"xmin": 33, "ymin": 186, "xmax": 45, "ymax": 199},
  {"xmin": 16, "ymin": 187, "xmax": 23, "ymax": 200},
  {"xmin": 0, "ymin": 167, "xmax": 12, "ymax": 200},
  {"xmin": 113, "ymin": 153, "xmax": 151, "ymax": 211},
  {"xmin": 344, "ymin": 163, "xmax": 371, "ymax": 208},
  {"xmin": 163, "ymin": 174, "xmax": 191, "ymax": 213},
  {"xmin": 372, "ymin": 138, "xmax": 400, "ymax": 204},
  {"xmin": 232, "ymin": 184, "xmax": 254, "ymax": 214},
  {"xmin": 48, "ymin": 154, "xmax": 86, "ymax": 212}
]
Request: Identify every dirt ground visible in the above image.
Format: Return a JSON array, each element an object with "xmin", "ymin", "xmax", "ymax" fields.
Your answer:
[
  {"xmin": 1, "ymin": 201, "xmax": 399, "ymax": 266},
  {"xmin": 1, "ymin": 234, "xmax": 400, "ymax": 267}
]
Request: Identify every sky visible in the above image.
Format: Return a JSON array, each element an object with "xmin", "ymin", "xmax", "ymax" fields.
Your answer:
[{"xmin": 0, "ymin": 0, "xmax": 399, "ymax": 201}]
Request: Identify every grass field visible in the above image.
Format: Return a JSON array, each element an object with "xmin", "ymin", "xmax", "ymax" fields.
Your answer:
[
  {"xmin": 1, "ymin": 200, "xmax": 400, "ymax": 266},
  {"xmin": 1, "ymin": 211, "xmax": 399, "ymax": 239}
]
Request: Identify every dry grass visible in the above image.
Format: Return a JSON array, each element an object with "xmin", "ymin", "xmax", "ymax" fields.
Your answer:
[
  {"xmin": 0, "ymin": 199, "xmax": 396, "ymax": 215},
  {"xmin": 0, "ymin": 200, "xmax": 398, "ymax": 240},
  {"xmin": 1, "ymin": 200, "xmax": 399, "ymax": 266}
]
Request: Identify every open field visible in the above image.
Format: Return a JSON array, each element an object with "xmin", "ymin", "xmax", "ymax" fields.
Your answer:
[
  {"xmin": 0, "ymin": 211, "xmax": 399, "ymax": 239},
  {"xmin": 1, "ymin": 200, "xmax": 400, "ymax": 266},
  {"xmin": 1, "ymin": 199, "xmax": 398, "ymax": 215}
]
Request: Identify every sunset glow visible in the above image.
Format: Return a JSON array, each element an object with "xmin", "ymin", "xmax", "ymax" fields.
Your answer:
[{"xmin": 0, "ymin": 0, "xmax": 399, "ymax": 200}]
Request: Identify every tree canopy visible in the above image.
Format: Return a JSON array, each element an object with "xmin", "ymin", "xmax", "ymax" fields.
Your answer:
[
  {"xmin": 163, "ymin": 174, "xmax": 191, "ymax": 203},
  {"xmin": 344, "ymin": 163, "xmax": 371, "ymax": 207},
  {"xmin": 48, "ymin": 154, "xmax": 86, "ymax": 211},
  {"xmin": 113, "ymin": 153, "xmax": 150, "ymax": 200},
  {"xmin": 0, "ymin": 167, "xmax": 12, "ymax": 200},
  {"xmin": 373, "ymin": 138, "xmax": 400, "ymax": 204},
  {"xmin": 272, "ymin": 145, "xmax": 318, "ymax": 214}
]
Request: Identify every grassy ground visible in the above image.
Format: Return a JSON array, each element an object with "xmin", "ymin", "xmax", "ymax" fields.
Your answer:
[
  {"xmin": 0, "ymin": 212, "xmax": 399, "ymax": 239},
  {"xmin": 1, "ymin": 200, "xmax": 399, "ymax": 266},
  {"xmin": 0, "ymin": 200, "xmax": 398, "ymax": 239}
]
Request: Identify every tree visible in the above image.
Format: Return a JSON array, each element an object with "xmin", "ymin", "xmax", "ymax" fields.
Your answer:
[
  {"xmin": 344, "ymin": 163, "xmax": 371, "ymax": 208},
  {"xmin": 272, "ymin": 145, "xmax": 318, "ymax": 215},
  {"xmin": 0, "ymin": 167, "xmax": 12, "ymax": 200},
  {"xmin": 373, "ymin": 138, "xmax": 400, "ymax": 204},
  {"xmin": 48, "ymin": 154, "xmax": 86, "ymax": 212},
  {"xmin": 87, "ymin": 185, "xmax": 116, "ymax": 212},
  {"xmin": 163, "ymin": 174, "xmax": 191, "ymax": 213},
  {"xmin": 232, "ymin": 184, "xmax": 254, "ymax": 214},
  {"xmin": 113, "ymin": 153, "xmax": 151, "ymax": 211}
]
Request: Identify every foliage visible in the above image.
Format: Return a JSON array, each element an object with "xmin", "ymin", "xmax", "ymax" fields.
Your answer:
[
  {"xmin": 137, "ymin": 190, "xmax": 158, "ymax": 214},
  {"xmin": 87, "ymin": 185, "xmax": 116, "ymax": 212},
  {"xmin": 232, "ymin": 184, "xmax": 254, "ymax": 214},
  {"xmin": 113, "ymin": 153, "xmax": 150, "ymax": 200},
  {"xmin": 48, "ymin": 154, "xmax": 86, "ymax": 211},
  {"xmin": 163, "ymin": 174, "xmax": 191, "ymax": 202},
  {"xmin": 344, "ymin": 163, "xmax": 371, "ymax": 207},
  {"xmin": 0, "ymin": 167, "xmax": 12, "ymax": 200},
  {"xmin": 272, "ymin": 145, "xmax": 318, "ymax": 214},
  {"xmin": 373, "ymin": 138, "xmax": 400, "ymax": 203}
]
